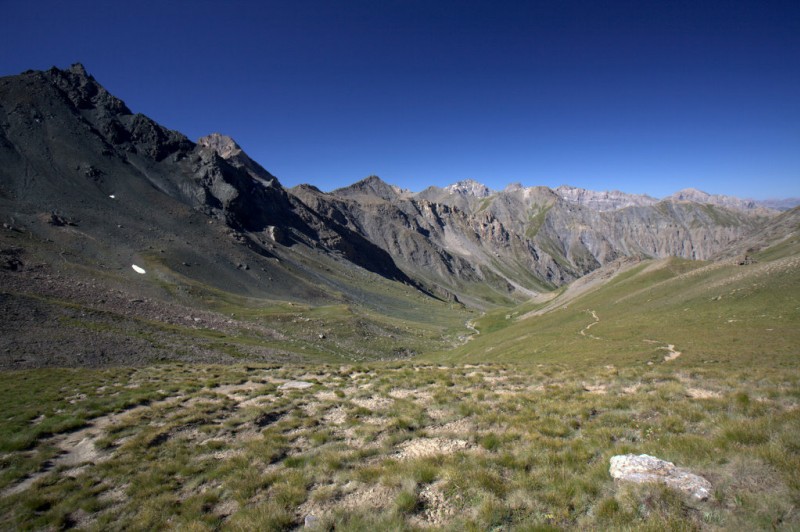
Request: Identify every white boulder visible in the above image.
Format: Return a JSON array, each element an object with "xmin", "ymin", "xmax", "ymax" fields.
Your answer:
[{"xmin": 609, "ymin": 454, "xmax": 712, "ymax": 501}]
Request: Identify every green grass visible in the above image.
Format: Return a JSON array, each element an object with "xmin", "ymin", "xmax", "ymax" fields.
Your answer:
[
  {"xmin": 0, "ymin": 361, "xmax": 797, "ymax": 530},
  {"xmin": 8, "ymin": 271, "xmax": 473, "ymax": 365},
  {"xmin": 525, "ymin": 204, "xmax": 553, "ymax": 239},
  {"xmin": 431, "ymin": 255, "xmax": 800, "ymax": 366}
]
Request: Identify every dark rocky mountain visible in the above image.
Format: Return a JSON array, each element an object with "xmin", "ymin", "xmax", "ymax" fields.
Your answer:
[
  {"xmin": 0, "ymin": 64, "xmax": 416, "ymax": 305},
  {"xmin": 0, "ymin": 64, "xmax": 788, "ymax": 313}
]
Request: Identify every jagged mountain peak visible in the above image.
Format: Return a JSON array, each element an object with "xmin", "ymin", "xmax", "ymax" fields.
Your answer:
[
  {"xmin": 67, "ymin": 62, "xmax": 89, "ymax": 77},
  {"xmin": 333, "ymin": 175, "xmax": 409, "ymax": 202},
  {"xmin": 198, "ymin": 133, "xmax": 241, "ymax": 159},
  {"xmin": 360, "ymin": 175, "xmax": 390, "ymax": 187},
  {"xmin": 197, "ymin": 132, "xmax": 278, "ymax": 187},
  {"xmin": 444, "ymin": 179, "xmax": 492, "ymax": 197},
  {"xmin": 37, "ymin": 63, "xmax": 132, "ymax": 115}
]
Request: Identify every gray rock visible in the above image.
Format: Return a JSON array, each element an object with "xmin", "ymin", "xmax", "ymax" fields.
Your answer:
[{"xmin": 609, "ymin": 453, "xmax": 712, "ymax": 501}]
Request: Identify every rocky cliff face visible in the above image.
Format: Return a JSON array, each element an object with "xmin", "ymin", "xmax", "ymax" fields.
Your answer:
[
  {"xmin": 404, "ymin": 180, "xmax": 772, "ymax": 279},
  {"xmin": 530, "ymin": 199, "xmax": 763, "ymax": 272},
  {"xmin": 293, "ymin": 181, "xmax": 568, "ymax": 305}
]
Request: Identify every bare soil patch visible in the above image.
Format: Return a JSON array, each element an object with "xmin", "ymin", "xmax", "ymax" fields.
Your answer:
[
  {"xmin": 389, "ymin": 388, "xmax": 433, "ymax": 402},
  {"xmin": 395, "ymin": 437, "xmax": 471, "ymax": 460},
  {"xmin": 351, "ymin": 396, "xmax": 394, "ymax": 411},
  {"xmin": 410, "ymin": 479, "xmax": 459, "ymax": 527},
  {"xmin": 298, "ymin": 480, "xmax": 396, "ymax": 520},
  {"xmin": 685, "ymin": 387, "xmax": 722, "ymax": 399}
]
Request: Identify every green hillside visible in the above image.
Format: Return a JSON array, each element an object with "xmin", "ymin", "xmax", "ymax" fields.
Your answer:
[{"xmin": 432, "ymin": 248, "xmax": 799, "ymax": 367}]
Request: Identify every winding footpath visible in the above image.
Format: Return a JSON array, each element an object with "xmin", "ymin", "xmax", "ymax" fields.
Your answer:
[
  {"xmin": 643, "ymin": 339, "xmax": 683, "ymax": 362},
  {"xmin": 580, "ymin": 310, "xmax": 601, "ymax": 340},
  {"xmin": 661, "ymin": 344, "xmax": 682, "ymax": 362}
]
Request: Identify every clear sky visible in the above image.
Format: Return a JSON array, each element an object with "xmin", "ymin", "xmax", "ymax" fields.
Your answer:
[{"xmin": 2, "ymin": 0, "xmax": 798, "ymax": 199}]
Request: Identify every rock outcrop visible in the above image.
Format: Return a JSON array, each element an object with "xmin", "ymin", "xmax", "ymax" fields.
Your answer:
[
  {"xmin": 444, "ymin": 179, "xmax": 493, "ymax": 198},
  {"xmin": 197, "ymin": 132, "xmax": 279, "ymax": 188}
]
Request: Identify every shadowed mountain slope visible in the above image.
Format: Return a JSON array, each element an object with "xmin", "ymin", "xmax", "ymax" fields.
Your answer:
[
  {"xmin": 0, "ymin": 64, "xmax": 473, "ymax": 368},
  {"xmin": 0, "ymin": 64, "xmax": 420, "ymax": 297}
]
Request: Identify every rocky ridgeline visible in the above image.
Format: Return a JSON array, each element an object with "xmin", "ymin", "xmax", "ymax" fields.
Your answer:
[
  {"xmin": 555, "ymin": 185, "xmax": 658, "ymax": 211},
  {"xmin": 444, "ymin": 179, "xmax": 493, "ymax": 198},
  {"xmin": 197, "ymin": 133, "xmax": 279, "ymax": 189}
]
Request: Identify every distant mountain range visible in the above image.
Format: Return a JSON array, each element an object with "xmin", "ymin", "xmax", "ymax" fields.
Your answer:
[
  {"xmin": 421, "ymin": 179, "xmax": 797, "ymax": 213},
  {"xmin": 1, "ymin": 64, "xmax": 798, "ymax": 309}
]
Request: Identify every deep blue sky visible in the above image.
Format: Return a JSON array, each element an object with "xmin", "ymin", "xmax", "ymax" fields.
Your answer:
[{"xmin": 2, "ymin": 1, "xmax": 798, "ymax": 199}]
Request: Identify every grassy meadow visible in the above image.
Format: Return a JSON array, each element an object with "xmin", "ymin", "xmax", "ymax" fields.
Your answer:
[
  {"xmin": 0, "ymin": 362, "xmax": 798, "ymax": 530},
  {"xmin": 1, "ymin": 240, "xmax": 798, "ymax": 530},
  {"xmin": 435, "ymin": 250, "xmax": 799, "ymax": 366}
]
